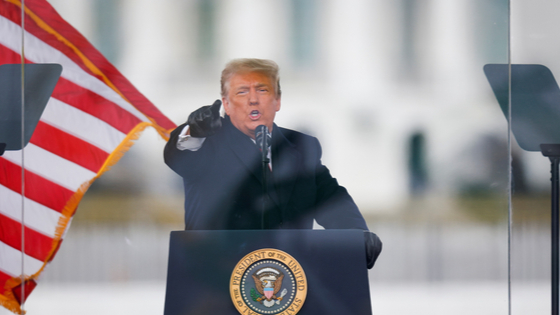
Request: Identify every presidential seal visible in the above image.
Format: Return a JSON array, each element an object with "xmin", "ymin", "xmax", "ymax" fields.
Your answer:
[{"xmin": 230, "ymin": 248, "xmax": 307, "ymax": 315}]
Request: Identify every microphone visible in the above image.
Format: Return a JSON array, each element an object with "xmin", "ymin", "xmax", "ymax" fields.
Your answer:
[{"xmin": 255, "ymin": 125, "xmax": 270, "ymax": 163}]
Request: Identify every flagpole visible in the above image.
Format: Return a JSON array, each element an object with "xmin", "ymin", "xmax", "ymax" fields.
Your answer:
[{"xmin": 20, "ymin": 0, "xmax": 26, "ymax": 312}]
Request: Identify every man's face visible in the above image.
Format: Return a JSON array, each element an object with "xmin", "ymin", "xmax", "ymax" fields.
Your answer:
[{"xmin": 222, "ymin": 71, "xmax": 281, "ymax": 139}]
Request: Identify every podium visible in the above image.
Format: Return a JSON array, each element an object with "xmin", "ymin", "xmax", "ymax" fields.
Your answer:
[{"xmin": 163, "ymin": 229, "xmax": 372, "ymax": 315}]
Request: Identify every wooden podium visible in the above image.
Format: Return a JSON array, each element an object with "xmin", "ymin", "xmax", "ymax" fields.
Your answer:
[{"xmin": 163, "ymin": 229, "xmax": 372, "ymax": 315}]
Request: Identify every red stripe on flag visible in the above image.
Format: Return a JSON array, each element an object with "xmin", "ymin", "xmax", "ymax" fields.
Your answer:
[
  {"xmin": 0, "ymin": 158, "xmax": 73, "ymax": 212},
  {"xmin": 52, "ymin": 77, "xmax": 142, "ymax": 134},
  {"xmin": 0, "ymin": 270, "xmax": 12, "ymax": 284},
  {"xmin": 0, "ymin": 43, "xmax": 34, "ymax": 67},
  {"xmin": 0, "ymin": 43, "xmax": 22, "ymax": 64},
  {"xmin": 0, "ymin": 213, "xmax": 54, "ymax": 262},
  {"xmin": 30, "ymin": 121, "xmax": 109, "ymax": 173},
  {"xmin": 12, "ymin": 278, "xmax": 37, "ymax": 305}
]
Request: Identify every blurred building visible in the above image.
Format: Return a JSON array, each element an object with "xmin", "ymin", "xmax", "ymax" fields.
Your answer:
[{"xmin": 47, "ymin": 0, "xmax": 515, "ymax": 214}]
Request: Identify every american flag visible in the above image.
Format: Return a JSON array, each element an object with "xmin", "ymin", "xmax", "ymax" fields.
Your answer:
[{"xmin": 0, "ymin": 0, "xmax": 176, "ymax": 313}]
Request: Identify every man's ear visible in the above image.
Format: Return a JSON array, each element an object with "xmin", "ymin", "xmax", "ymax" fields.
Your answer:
[
  {"xmin": 275, "ymin": 96, "xmax": 281, "ymax": 112},
  {"xmin": 222, "ymin": 97, "xmax": 230, "ymax": 115}
]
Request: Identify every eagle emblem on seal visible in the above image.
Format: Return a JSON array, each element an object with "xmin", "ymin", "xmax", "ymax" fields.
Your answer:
[{"xmin": 250, "ymin": 267, "xmax": 288, "ymax": 308}]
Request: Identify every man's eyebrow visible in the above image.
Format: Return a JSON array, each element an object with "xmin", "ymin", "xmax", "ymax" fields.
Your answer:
[
  {"xmin": 234, "ymin": 83, "xmax": 269, "ymax": 91},
  {"xmin": 234, "ymin": 85, "xmax": 250, "ymax": 90}
]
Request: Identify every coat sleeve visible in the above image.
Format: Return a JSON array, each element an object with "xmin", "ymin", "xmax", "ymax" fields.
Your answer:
[
  {"xmin": 308, "ymin": 137, "xmax": 369, "ymax": 230},
  {"xmin": 163, "ymin": 122, "xmax": 214, "ymax": 180}
]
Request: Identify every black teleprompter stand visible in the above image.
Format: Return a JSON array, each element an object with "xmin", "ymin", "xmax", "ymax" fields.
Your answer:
[
  {"xmin": 542, "ymin": 144, "xmax": 560, "ymax": 315},
  {"xmin": 0, "ymin": 64, "xmax": 62, "ymax": 155},
  {"xmin": 485, "ymin": 64, "xmax": 560, "ymax": 315}
]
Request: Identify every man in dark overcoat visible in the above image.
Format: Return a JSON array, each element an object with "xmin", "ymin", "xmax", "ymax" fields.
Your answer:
[{"xmin": 164, "ymin": 58, "xmax": 381, "ymax": 268}]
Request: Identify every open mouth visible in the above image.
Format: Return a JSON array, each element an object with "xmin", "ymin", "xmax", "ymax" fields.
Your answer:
[{"xmin": 250, "ymin": 110, "xmax": 261, "ymax": 119}]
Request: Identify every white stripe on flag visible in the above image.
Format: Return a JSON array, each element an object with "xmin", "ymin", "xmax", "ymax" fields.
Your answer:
[
  {"xmin": 2, "ymin": 144, "xmax": 96, "ymax": 192},
  {"xmin": 0, "ymin": 241, "xmax": 44, "ymax": 277},
  {"xmin": 41, "ymin": 97, "xmax": 126, "ymax": 153},
  {"xmin": 0, "ymin": 15, "xmax": 151, "ymax": 123},
  {"xmin": 0, "ymin": 185, "xmax": 62, "ymax": 238}
]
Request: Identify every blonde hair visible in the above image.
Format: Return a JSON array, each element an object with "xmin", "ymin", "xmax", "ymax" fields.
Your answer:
[{"xmin": 221, "ymin": 58, "xmax": 281, "ymax": 98}]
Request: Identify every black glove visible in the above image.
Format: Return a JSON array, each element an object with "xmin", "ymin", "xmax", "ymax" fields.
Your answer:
[
  {"xmin": 364, "ymin": 231, "xmax": 382, "ymax": 269},
  {"xmin": 186, "ymin": 100, "xmax": 222, "ymax": 137}
]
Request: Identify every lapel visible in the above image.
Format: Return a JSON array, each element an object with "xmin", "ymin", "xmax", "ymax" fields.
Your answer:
[
  {"xmin": 223, "ymin": 118, "xmax": 263, "ymax": 184},
  {"xmin": 223, "ymin": 119, "xmax": 301, "ymax": 210}
]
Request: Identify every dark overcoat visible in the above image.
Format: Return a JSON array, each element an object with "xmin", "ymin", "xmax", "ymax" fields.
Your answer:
[{"xmin": 164, "ymin": 117, "xmax": 368, "ymax": 231}]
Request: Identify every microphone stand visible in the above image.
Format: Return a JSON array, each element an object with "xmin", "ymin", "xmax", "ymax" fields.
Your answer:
[
  {"xmin": 256, "ymin": 125, "xmax": 270, "ymax": 229},
  {"xmin": 261, "ymin": 149, "xmax": 270, "ymax": 229}
]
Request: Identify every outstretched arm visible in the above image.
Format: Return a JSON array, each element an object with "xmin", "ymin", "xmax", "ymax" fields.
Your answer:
[{"xmin": 163, "ymin": 100, "xmax": 222, "ymax": 177}]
